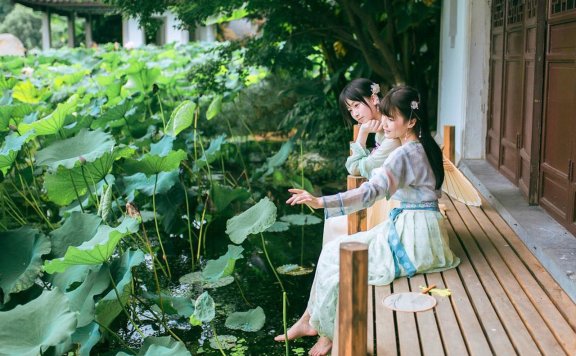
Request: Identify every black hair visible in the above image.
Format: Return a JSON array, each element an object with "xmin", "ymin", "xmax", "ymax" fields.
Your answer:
[
  {"xmin": 379, "ymin": 85, "xmax": 444, "ymax": 190},
  {"xmin": 338, "ymin": 78, "xmax": 382, "ymax": 121}
]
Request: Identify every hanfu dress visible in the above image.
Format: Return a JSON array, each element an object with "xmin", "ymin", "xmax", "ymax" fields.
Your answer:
[
  {"xmin": 309, "ymin": 141, "xmax": 460, "ymax": 339},
  {"xmin": 321, "ymin": 134, "xmax": 401, "ymax": 242}
]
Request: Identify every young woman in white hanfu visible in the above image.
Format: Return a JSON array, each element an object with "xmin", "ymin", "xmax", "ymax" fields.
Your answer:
[
  {"xmin": 322, "ymin": 78, "xmax": 401, "ymax": 241},
  {"xmin": 279, "ymin": 86, "xmax": 460, "ymax": 356}
]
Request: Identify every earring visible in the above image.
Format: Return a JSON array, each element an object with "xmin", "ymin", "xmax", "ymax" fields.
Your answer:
[{"xmin": 419, "ymin": 127, "xmax": 422, "ymax": 139}]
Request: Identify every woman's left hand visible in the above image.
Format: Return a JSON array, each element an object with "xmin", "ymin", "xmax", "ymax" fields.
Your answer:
[{"xmin": 286, "ymin": 189, "xmax": 323, "ymax": 209}]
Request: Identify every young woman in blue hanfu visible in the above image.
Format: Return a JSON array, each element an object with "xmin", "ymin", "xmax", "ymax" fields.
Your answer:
[{"xmin": 277, "ymin": 85, "xmax": 460, "ymax": 356}]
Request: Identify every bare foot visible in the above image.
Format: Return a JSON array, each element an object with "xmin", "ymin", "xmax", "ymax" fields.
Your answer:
[
  {"xmin": 308, "ymin": 336, "xmax": 332, "ymax": 356},
  {"xmin": 274, "ymin": 312, "xmax": 318, "ymax": 342}
]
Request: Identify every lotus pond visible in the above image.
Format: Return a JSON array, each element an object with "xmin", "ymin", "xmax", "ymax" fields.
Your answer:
[{"xmin": 0, "ymin": 43, "xmax": 346, "ymax": 355}]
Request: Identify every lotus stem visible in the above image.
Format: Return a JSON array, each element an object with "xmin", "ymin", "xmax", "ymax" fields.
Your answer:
[
  {"xmin": 195, "ymin": 194, "xmax": 209, "ymax": 262},
  {"xmin": 210, "ymin": 321, "xmax": 227, "ymax": 356},
  {"xmin": 180, "ymin": 178, "xmax": 196, "ymax": 270},
  {"xmin": 95, "ymin": 320, "xmax": 137, "ymax": 354},
  {"xmin": 283, "ymin": 291, "xmax": 289, "ymax": 356},
  {"xmin": 234, "ymin": 273, "xmax": 252, "ymax": 307},
  {"xmin": 152, "ymin": 173, "xmax": 171, "ymax": 279},
  {"xmin": 260, "ymin": 233, "xmax": 288, "ymax": 304},
  {"xmin": 106, "ymin": 264, "xmax": 146, "ymax": 339},
  {"xmin": 157, "ymin": 92, "xmax": 167, "ymax": 132},
  {"xmin": 68, "ymin": 170, "xmax": 85, "ymax": 213},
  {"xmin": 225, "ymin": 117, "xmax": 251, "ymax": 189},
  {"xmin": 80, "ymin": 165, "xmax": 98, "ymax": 208}
]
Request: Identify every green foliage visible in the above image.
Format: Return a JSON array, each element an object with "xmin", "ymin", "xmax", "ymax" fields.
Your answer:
[
  {"xmin": 225, "ymin": 197, "xmax": 277, "ymax": 244},
  {"xmin": 225, "ymin": 306, "xmax": 266, "ymax": 332},
  {"xmin": 0, "ymin": 4, "xmax": 40, "ymax": 50}
]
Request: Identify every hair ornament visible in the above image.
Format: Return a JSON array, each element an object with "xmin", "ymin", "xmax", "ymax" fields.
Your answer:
[
  {"xmin": 410, "ymin": 100, "xmax": 419, "ymax": 110},
  {"xmin": 370, "ymin": 83, "xmax": 380, "ymax": 95}
]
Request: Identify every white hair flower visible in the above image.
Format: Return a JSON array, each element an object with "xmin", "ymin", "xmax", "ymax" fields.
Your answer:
[
  {"xmin": 370, "ymin": 83, "xmax": 380, "ymax": 95},
  {"xmin": 410, "ymin": 100, "xmax": 419, "ymax": 110}
]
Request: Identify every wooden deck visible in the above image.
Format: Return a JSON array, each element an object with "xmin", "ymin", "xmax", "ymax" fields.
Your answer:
[{"xmin": 360, "ymin": 195, "xmax": 576, "ymax": 356}]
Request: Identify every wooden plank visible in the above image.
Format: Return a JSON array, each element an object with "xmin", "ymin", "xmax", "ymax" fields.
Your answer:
[
  {"xmin": 338, "ymin": 243, "xmax": 368, "ymax": 356},
  {"xmin": 444, "ymin": 197, "xmax": 540, "ymax": 354},
  {"xmin": 481, "ymin": 200, "xmax": 576, "ymax": 332},
  {"xmin": 471, "ymin": 201, "xmax": 576, "ymax": 353},
  {"xmin": 367, "ymin": 285, "xmax": 375, "ymax": 355},
  {"xmin": 425, "ymin": 272, "xmax": 469, "ymax": 356},
  {"xmin": 453, "ymin": 199, "xmax": 566, "ymax": 354},
  {"xmin": 409, "ymin": 274, "xmax": 444, "ymax": 356},
  {"xmin": 441, "ymin": 197, "xmax": 512, "ymax": 355},
  {"xmin": 394, "ymin": 277, "xmax": 422, "ymax": 356},
  {"xmin": 374, "ymin": 284, "xmax": 396, "ymax": 356}
]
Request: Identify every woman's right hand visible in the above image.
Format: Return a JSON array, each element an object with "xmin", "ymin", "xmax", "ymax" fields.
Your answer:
[
  {"xmin": 360, "ymin": 119, "xmax": 384, "ymax": 134},
  {"xmin": 286, "ymin": 189, "xmax": 323, "ymax": 209}
]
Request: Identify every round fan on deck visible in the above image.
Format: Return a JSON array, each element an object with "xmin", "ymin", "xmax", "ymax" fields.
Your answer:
[{"xmin": 442, "ymin": 157, "xmax": 481, "ymax": 206}]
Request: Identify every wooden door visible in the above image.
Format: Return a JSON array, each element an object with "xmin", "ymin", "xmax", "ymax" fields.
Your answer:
[
  {"xmin": 487, "ymin": 0, "xmax": 539, "ymax": 198},
  {"xmin": 540, "ymin": 0, "xmax": 576, "ymax": 235}
]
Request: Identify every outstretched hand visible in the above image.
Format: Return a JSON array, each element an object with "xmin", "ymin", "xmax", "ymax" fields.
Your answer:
[{"xmin": 286, "ymin": 189, "xmax": 323, "ymax": 209}]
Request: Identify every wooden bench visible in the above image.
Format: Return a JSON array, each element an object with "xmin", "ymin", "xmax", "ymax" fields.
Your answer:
[{"xmin": 336, "ymin": 126, "xmax": 576, "ymax": 355}]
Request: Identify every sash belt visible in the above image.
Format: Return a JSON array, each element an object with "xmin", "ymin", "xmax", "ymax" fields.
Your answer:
[{"xmin": 388, "ymin": 201, "xmax": 440, "ymax": 278}]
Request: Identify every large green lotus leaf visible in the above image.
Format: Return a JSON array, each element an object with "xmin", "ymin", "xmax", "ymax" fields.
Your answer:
[
  {"xmin": 123, "ymin": 149, "xmax": 187, "ymax": 176},
  {"xmin": 65, "ymin": 265, "xmax": 110, "ymax": 327},
  {"xmin": 0, "ymin": 289, "xmax": 78, "ymax": 356},
  {"xmin": 117, "ymin": 336, "xmax": 191, "ymax": 356},
  {"xmin": 0, "ymin": 103, "xmax": 35, "ymax": 131},
  {"xmin": 206, "ymin": 95, "xmax": 222, "ymax": 121},
  {"xmin": 94, "ymin": 249, "xmax": 145, "ymax": 327},
  {"xmin": 51, "ymin": 265, "xmax": 96, "ymax": 292},
  {"xmin": 193, "ymin": 134, "xmax": 226, "ymax": 172},
  {"xmin": 166, "ymin": 100, "xmax": 196, "ymax": 137},
  {"xmin": 178, "ymin": 272, "xmax": 234, "ymax": 289},
  {"xmin": 43, "ymin": 154, "xmax": 115, "ymax": 206},
  {"xmin": 150, "ymin": 135, "xmax": 174, "ymax": 156},
  {"xmin": 90, "ymin": 100, "xmax": 136, "ymax": 130},
  {"xmin": 280, "ymin": 214, "xmax": 322, "ymax": 226},
  {"xmin": 12, "ymin": 80, "xmax": 47, "ymax": 104},
  {"xmin": 36, "ymin": 128, "xmax": 115, "ymax": 171},
  {"xmin": 224, "ymin": 306, "xmax": 266, "ymax": 332},
  {"xmin": 190, "ymin": 291, "xmax": 215, "ymax": 324},
  {"xmin": 143, "ymin": 291, "xmax": 194, "ymax": 318},
  {"xmin": 210, "ymin": 182, "xmax": 250, "ymax": 211},
  {"xmin": 71, "ymin": 322, "xmax": 101, "ymax": 356},
  {"xmin": 225, "ymin": 197, "xmax": 277, "ymax": 244},
  {"xmin": 0, "ymin": 130, "xmax": 34, "ymax": 175},
  {"xmin": 265, "ymin": 221, "xmax": 290, "ymax": 232},
  {"xmin": 202, "ymin": 244, "xmax": 244, "ymax": 282},
  {"xmin": 124, "ymin": 66, "xmax": 161, "ymax": 94},
  {"xmin": 0, "ymin": 227, "xmax": 51, "ymax": 304},
  {"xmin": 50, "ymin": 212, "xmax": 102, "ymax": 258},
  {"xmin": 256, "ymin": 140, "xmax": 293, "ymax": 177},
  {"xmin": 44, "ymin": 218, "xmax": 140, "ymax": 274},
  {"xmin": 18, "ymin": 94, "xmax": 79, "ymax": 136},
  {"xmin": 123, "ymin": 170, "xmax": 179, "ymax": 198}
]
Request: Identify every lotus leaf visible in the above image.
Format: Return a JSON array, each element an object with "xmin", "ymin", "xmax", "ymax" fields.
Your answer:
[
  {"xmin": 50, "ymin": 212, "xmax": 102, "ymax": 258},
  {"xmin": 276, "ymin": 264, "xmax": 314, "ymax": 276},
  {"xmin": 123, "ymin": 170, "xmax": 179, "ymax": 198},
  {"xmin": 256, "ymin": 140, "xmax": 293, "ymax": 177},
  {"xmin": 0, "ymin": 289, "xmax": 78, "ymax": 356},
  {"xmin": 202, "ymin": 244, "xmax": 244, "ymax": 282},
  {"xmin": 150, "ymin": 135, "xmax": 174, "ymax": 156},
  {"xmin": 280, "ymin": 214, "xmax": 322, "ymax": 226},
  {"xmin": 123, "ymin": 149, "xmax": 187, "ymax": 176},
  {"xmin": 226, "ymin": 197, "xmax": 277, "ymax": 244},
  {"xmin": 0, "ymin": 227, "xmax": 51, "ymax": 304},
  {"xmin": 94, "ymin": 249, "xmax": 145, "ymax": 326},
  {"xmin": 206, "ymin": 95, "xmax": 222, "ymax": 120},
  {"xmin": 12, "ymin": 80, "xmax": 47, "ymax": 104},
  {"xmin": 91, "ymin": 100, "xmax": 136, "ymax": 129},
  {"xmin": 0, "ymin": 130, "xmax": 34, "ymax": 175},
  {"xmin": 265, "ymin": 221, "xmax": 290, "ymax": 232},
  {"xmin": 193, "ymin": 134, "xmax": 226, "ymax": 172},
  {"xmin": 18, "ymin": 94, "xmax": 78, "ymax": 135},
  {"xmin": 166, "ymin": 100, "xmax": 196, "ymax": 137},
  {"xmin": 118, "ymin": 336, "xmax": 191, "ymax": 356},
  {"xmin": 191, "ymin": 291, "xmax": 215, "ymax": 323},
  {"xmin": 209, "ymin": 335, "xmax": 237, "ymax": 350},
  {"xmin": 225, "ymin": 306, "xmax": 266, "ymax": 332},
  {"xmin": 179, "ymin": 272, "xmax": 235, "ymax": 289},
  {"xmin": 36, "ymin": 128, "xmax": 115, "ymax": 171},
  {"xmin": 65, "ymin": 265, "xmax": 110, "ymax": 327},
  {"xmin": 210, "ymin": 182, "xmax": 250, "ymax": 211},
  {"xmin": 143, "ymin": 291, "xmax": 194, "ymax": 318},
  {"xmin": 51, "ymin": 265, "xmax": 97, "ymax": 292},
  {"xmin": 44, "ymin": 218, "xmax": 140, "ymax": 274},
  {"xmin": 71, "ymin": 322, "xmax": 101, "ymax": 356}
]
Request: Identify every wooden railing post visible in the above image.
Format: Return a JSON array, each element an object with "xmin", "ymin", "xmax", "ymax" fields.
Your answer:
[
  {"xmin": 443, "ymin": 125, "xmax": 455, "ymax": 163},
  {"xmin": 347, "ymin": 125, "xmax": 367, "ymax": 235},
  {"xmin": 338, "ymin": 242, "xmax": 368, "ymax": 356}
]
